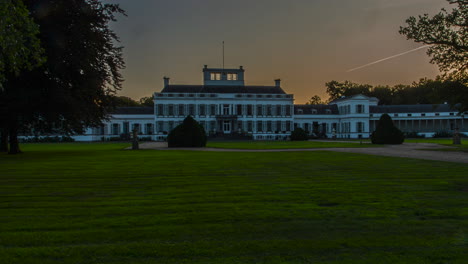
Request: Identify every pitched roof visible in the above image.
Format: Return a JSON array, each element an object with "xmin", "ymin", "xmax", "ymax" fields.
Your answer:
[
  {"xmin": 111, "ymin": 107, "xmax": 153, "ymax": 115},
  {"xmin": 370, "ymin": 104, "xmax": 458, "ymax": 113},
  {"xmin": 161, "ymin": 85, "xmax": 286, "ymax": 94},
  {"xmin": 294, "ymin": 104, "xmax": 339, "ymax": 115}
]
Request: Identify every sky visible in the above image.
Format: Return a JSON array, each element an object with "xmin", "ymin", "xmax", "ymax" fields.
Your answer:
[{"xmin": 109, "ymin": 0, "xmax": 451, "ymax": 103}]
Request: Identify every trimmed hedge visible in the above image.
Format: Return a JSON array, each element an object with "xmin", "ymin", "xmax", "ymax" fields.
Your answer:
[
  {"xmin": 290, "ymin": 128, "xmax": 309, "ymax": 141},
  {"xmin": 168, "ymin": 116, "xmax": 207, "ymax": 147},
  {"xmin": 371, "ymin": 114, "xmax": 404, "ymax": 144}
]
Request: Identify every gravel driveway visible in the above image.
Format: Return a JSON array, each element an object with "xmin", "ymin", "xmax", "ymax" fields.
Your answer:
[{"xmin": 133, "ymin": 142, "xmax": 468, "ymax": 164}]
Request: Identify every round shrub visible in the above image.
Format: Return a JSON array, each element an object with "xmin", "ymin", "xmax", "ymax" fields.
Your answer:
[
  {"xmin": 167, "ymin": 116, "xmax": 207, "ymax": 147},
  {"xmin": 371, "ymin": 114, "xmax": 404, "ymax": 144},
  {"xmin": 290, "ymin": 127, "xmax": 309, "ymax": 141}
]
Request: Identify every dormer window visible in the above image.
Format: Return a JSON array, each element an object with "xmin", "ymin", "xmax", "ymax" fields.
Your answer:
[
  {"xmin": 210, "ymin": 73, "xmax": 221, "ymax": 80},
  {"xmin": 227, "ymin": 73, "xmax": 238, "ymax": 80}
]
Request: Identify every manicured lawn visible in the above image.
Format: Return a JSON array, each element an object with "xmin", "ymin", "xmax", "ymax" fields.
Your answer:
[
  {"xmin": 1, "ymin": 143, "xmax": 467, "ymax": 263},
  {"xmin": 206, "ymin": 140, "xmax": 373, "ymax": 149}
]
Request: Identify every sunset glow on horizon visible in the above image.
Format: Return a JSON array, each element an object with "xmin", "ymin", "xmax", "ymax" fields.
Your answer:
[{"xmin": 110, "ymin": 0, "xmax": 449, "ymax": 103}]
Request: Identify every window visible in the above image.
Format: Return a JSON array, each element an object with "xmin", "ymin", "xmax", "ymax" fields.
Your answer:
[
  {"xmin": 132, "ymin": 123, "xmax": 140, "ymax": 133},
  {"xmin": 223, "ymin": 104, "xmax": 230, "ymax": 115},
  {"xmin": 257, "ymin": 121, "xmax": 263, "ymax": 132},
  {"xmin": 227, "ymin": 73, "xmax": 238, "ymax": 80},
  {"xmin": 247, "ymin": 121, "xmax": 253, "ymax": 132},
  {"xmin": 421, "ymin": 113, "xmax": 426, "ymax": 116},
  {"xmin": 407, "ymin": 114, "xmax": 412, "ymax": 117},
  {"xmin": 210, "ymin": 72, "xmax": 221, "ymax": 80},
  {"xmin": 112, "ymin": 124, "xmax": 119, "ymax": 135},
  {"xmin": 237, "ymin": 104, "xmax": 243, "ymax": 115},
  {"xmin": 394, "ymin": 114, "xmax": 398, "ymax": 117},
  {"xmin": 157, "ymin": 121, "xmax": 164, "ymax": 132},
  {"xmin": 267, "ymin": 121, "xmax": 272, "ymax": 132},
  {"xmin": 199, "ymin": 105, "xmax": 206, "ymax": 116},
  {"xmin": 247, "ymin": 105, "xmax": 253, "ymax": 116},
  {"xmin": 257, "ymin": 105, "xmax": 263, "ymax": 116},
  {"xmin": 210, "ymin": 104, "xmax": 217, "ymax": 116},
  {"xmin": 157, "ymin": 104, "xmax": 164, "ymax": 116},
  {"xmin": 450, "ymin": 113, "xmax": 455, "ymax": 116},
  {"xmin": 179, "ymin": 105, "xmax": 185, "ymax": 116},
  {"xmin": 297, "ymin": 109, "xmax": 303, "ymax": 114},
  {"xmin": 311, "ymin": 109, "xmax": 317, "ymax": 114},
  {"xmin": 276, "ymin": 121, "xmax": 282, "ymax": 132},
  {"xmin": 325, "ymin": 109, "xmax": 332, "ymax": 114},
  {"xmin": 168, "ymin": 105, "xmax": 174, "ymax": 116},
  {"xmin": 276, "ymin": 105, "xmax": 282, "ymax": 116},
  {"xmin": 188, "ymin": 104, "xmax": 195, "ymax": 116},
  {"xmin": 146, "ymin": 124, "xmax": 153, "ymax": 134},
  {"xmin": 123, "ymin": 122, "xmax": 129, "ymax": 134},
  {"xmin": 286, "ymin": 106, "xmax": 291, "ymax": 116},
  {"xmin": 286, "ymin": 121, "xmax": 292, "ymax": 131},
  {"xmin": 356, "ymin": 104, "xmax": 365, "ymax": 113},
  {"xmin": 267, "ymin": 105, "xmax": 272, "ymax": 116},
  {"xmin": 357, "ymin": 122, "xmax": 364, "ymax": 133},
  {"xmin": 435, "ymin": 113, "xmax": 440, "ymax": 116}
]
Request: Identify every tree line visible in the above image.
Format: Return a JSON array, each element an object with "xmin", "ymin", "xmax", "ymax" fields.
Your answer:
[{"xmin": 307, "ymin": 77, "xmax": 467, "ymax": 108}]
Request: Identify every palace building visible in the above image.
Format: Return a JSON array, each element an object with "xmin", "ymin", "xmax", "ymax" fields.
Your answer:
[{"xmin": 72, "ymin": 65, "xmax": 466, "ymax": 141}]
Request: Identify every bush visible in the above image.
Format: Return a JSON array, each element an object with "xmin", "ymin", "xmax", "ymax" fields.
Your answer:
[
  {"xmin": 433, "ymin": 131, "xmax": 453, "ymax": 138},
  {"xmin": 20, "ymin": 136, "xmax": 75, "ymax": 143},
  {"xmin": 404, "ymin": 131, "xmax": 425, "ymax": 138},
  {"xmin": 167, "ymin": 116, "xmax": 207, "ymax": 147},
  {"xmin": 290, "ymin": 128, "xmax": 309, "ymax": 141},
  {"xmin": 371, "ymin": 114, "xmax": 404, "ymax": 144}
]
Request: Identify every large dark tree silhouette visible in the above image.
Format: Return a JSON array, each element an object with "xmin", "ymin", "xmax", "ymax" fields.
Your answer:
[
  {"xmin": 2, "ymin": 0, "xmax": 125, "ymax": 154},
  {"xmin": 400, "ymin": 0, "xmax": 467, "ymax": 111}
]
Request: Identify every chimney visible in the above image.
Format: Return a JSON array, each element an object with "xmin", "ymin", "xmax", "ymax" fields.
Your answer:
[
  {"xmin": 163, "ymin": 77, "xmax": 170, "ymax": 87},
  {"xmin": 275, "ymin": 79, "xmax": 281, "ymax": 87},
  {"xmin": 240, "ymin": 66, "xmax": 243, "ymax": 70}
]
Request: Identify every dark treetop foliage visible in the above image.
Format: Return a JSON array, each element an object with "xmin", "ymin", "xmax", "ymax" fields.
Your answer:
[
  {"xmin": 324, "ymin": 78, "xmax": 467, "ymax": 110},
  {"xmin": 0, "ymin": 0, "xmax": 44, "ymax": 84},
  {"xmin": 399, "ymin": 0, "xmax": 468, "ymax": 79},
  {"xmin": 371, "ymin": 114, "xmax": 404, "ymax": 145},
  {"xmin": 1, "ymin": 0, "xmax": 126, "ymax": 154},
  {"xmin": 167, "ymin": 116, "xmax": 207, "ymax": 148},
  {"xmin": 290, "ymin": 127, "xmax": 309, "ymax": 141}
]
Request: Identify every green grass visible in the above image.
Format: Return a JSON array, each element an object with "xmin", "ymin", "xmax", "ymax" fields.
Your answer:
[
  {"xmin": 206, "ymin": 140, "xmax": 373, "ymax": 149},
  {"xmin": 1, "ymin": 143, "xmax": 467, "ymax": 263}
]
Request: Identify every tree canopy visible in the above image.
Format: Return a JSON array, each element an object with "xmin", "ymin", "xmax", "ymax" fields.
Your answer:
[
  {"xmin": 0, "ymin": 0, "xmax": 44, "ymax": 84},
  {"xmin": 305, "ymin": 95, "xmax": 324, "ymax": 105},
  {"xmin": 1, "ymin": 0, "xmax": 126, "ymax": 154},
  {"xmin": 399, "ymin": 0, "xmax": 468, "ymax": 79},
  {"xmin": 323, "ymin": 78, "xmax": 467, "ymax": 109}
]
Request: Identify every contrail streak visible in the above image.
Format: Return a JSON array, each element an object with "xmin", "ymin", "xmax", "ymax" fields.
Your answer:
[{"xmin": 346, "ymin": 45, "xmax": 430, "ymax": 72}]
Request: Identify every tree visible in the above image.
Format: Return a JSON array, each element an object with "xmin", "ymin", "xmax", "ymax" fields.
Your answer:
[
  {"xmin": 399, "ymin": 0, "xmax": 468, "ymax": 111},
  {"xmin": 139, "ymin": 96, "xmax": 154, "ymax": 107},
  {"xmin": 112, "ymin": 96, "xmax": 141, "ymax": 107},
  {"xmin": 167, "ymin": 116, "xmax": 207, "ymax": 148},
  {"xmin": 306, "ymin": 95, "xmax": 324, "ymax": 105},
  {"xmin": 2, "ymin": 0, "xmax": 125, "ymax": 154},
  {"xmin": 371, "ymin": 114, "xmax": 404, "ymax": 144},
  {"xmin": 0, "ymin": 0, "xmax": 44, "ymax": 83},
  {"xmin": 290, "ymin": 127, "xmax": 309, "ymax": 141},
  {"xmin": 0, "ymin": 0, "xmax": 44, "ymax": 152}
]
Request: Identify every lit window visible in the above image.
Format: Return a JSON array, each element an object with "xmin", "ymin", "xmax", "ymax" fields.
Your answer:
[
  {"xmin": 210, "ymin": 72, "xmax": 221, "ymax": 80},
  {"xmin": 227, "ymin": 73, "xmax": 238, "ymax": 80}
]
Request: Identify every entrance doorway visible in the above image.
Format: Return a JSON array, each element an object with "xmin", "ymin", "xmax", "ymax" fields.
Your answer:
[{"xmin": 223, "ymin": 121, "xmax": 231, "ymax": 134}]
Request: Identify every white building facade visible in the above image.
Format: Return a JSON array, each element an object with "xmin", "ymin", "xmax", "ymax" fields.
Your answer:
[{"xmin": 71, "ymin": 66, "xmax": 467, "ymax": 141}]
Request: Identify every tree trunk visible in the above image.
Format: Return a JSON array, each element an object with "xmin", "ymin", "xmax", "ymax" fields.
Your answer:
[
  {"xmin": 8, "ymin": 124, "xmax": 21, "ymax": 154},
  {"xmin": 0, "ymin": 127, "xmax": 8, "ymax": 152}
]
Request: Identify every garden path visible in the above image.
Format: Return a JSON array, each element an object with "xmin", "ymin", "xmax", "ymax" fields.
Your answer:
[{"xmin": 135, "ymin": 142, "xmax": 468, "ymax": 164}]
